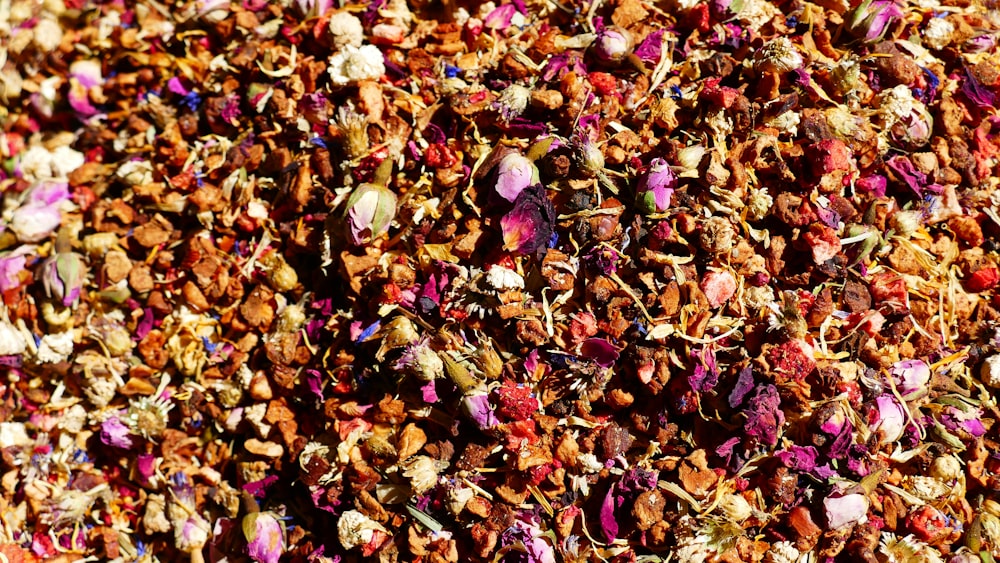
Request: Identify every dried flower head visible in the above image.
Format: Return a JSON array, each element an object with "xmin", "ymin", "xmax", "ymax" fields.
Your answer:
[
  {"xmin": 126, "ymin": 390, "xmax": 174, "ymax": 440},
  {"xmin": 754, "ymin": 37, "xmax": 803, "ymax": 74},
  {"xmin": 592, "ymin": 26, "xmax": 633, "ymax": 64},
  {"xmin": 328, "ymin": 45, "xmax": 386, "ymax": 86},
  {"xmin": 344, "ymin": 183, "xmax": 398, "ymax": 246}
]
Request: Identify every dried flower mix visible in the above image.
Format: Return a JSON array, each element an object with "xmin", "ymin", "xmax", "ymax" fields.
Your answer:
[{"xmin": 2, "ymin": 0, "xmax": 1000, "ymax": 561}]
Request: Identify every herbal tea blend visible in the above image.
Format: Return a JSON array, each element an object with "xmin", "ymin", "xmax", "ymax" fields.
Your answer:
[{"xmin": 1, "ymin": 0, "xmax": 1000, "ymax": 561}]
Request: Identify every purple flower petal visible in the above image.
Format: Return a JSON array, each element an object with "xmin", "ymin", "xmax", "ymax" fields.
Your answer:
[
  {"xmin": 635, "ymin": 30, "xmax": 664, "ymax": 64},
  {"xmin": 100, "ymin": 416, "xmax": 134, "ymax": 449},
  {"xmin": 580, "ymin": 338, "xmax": 619, "ymax": 368}
]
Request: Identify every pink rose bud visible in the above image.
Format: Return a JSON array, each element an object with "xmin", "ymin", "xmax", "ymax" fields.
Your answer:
[
  {"xmin": 890, "ymin": 359, "xmax": 930, "ymax": 398},
  {"xmin": 593, "ymin": 26, "xmax": 633, "ymax": 64},
  {"xmin": 41, "ymin": 251, "xmax": 86, "ymax": 307},
  {"xmin": 635, "ymin": 157, "xmax": 676, "ymax": 214},
  {"xmin": 344, "ymin": 183, "xmax": 397, "ymax": 246},
  {"xmin": 823, "ymin": 492, "xmax": 869, "ymax": 530},
  {"xmin": 494, "ymin": 152, "xmax": 536, "ymax": 202},
  {"xmin": 872, "ymin": 394, "xmax": 907, "ymax": 444},
  {"xmin": 41, "ymin": 251, "xmax": 86, "ymax": 306},
  {"xmin": 100, "ymin": 416, "xmax": 134, "ymax": 449},
  {"xmin": 243, "ymin": 512, "xmax": 284, "ymax": 563}
]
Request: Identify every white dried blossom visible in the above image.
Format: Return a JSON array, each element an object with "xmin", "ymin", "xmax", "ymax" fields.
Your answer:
[
  {"xmin": 930, "ymin": 454, "xmax": 963, "ymax": 482},
  {"xmin": 31, "ymin": 17, "xmax": 63, "ymax": 52},
  {"xmin": 58, "ymin": 404, "xmax": 88, "ymax": 434},
  {"xmin": 402, "ymin": 455, "xmax": 446, "ymax": 494},
  {"xmin": 335, "ymin": 101, "xmax": 369, "ymax": 159},
  {"xmin": 879, "ymin": 533, "xmax": 943, "ymax": 563},
  {"xmin": 0, "ymin": 67, "xmax": 24, "ymax": 102},
  {"xmin": 143, "ymin": 494, "xmax": 171, "ymax": 534},
  {"xmin": 328, "ymin": 44, "xmax": 385, "ymax": 86},
  {"xmin": 923, "ymin": 17, "xmax": 954, "ymax": 50},
  {"xmin": 767, "ymin": 111, "xmax": 800, "ymax": 136},
  {"xmin": 0, "ymin": 422, "xmax": 31, "ymax": 449},
  {"xmin": 338, "ymin": 509, "xmax": 388, "ymax": 551},
  {"xmin": 49, "ymin": 483, "xmax": 110, "ymax": 527},
  {"xmin": 577, "ymin": 453, "xmax": 605, "ymax": 473},
  {"xmin": 906, "ymin": 476, "xmax": 951, "ymax": 501},
  {"xmin": 719, "ymin": 493, "xmax": 753, "ymax": 522},
  {"xmin": 83, "ymin": 373, "xmax": 119, "ymax": 408},
  {"xmin": 381, "ymin": 0, "xmax": 413, "ymax": 25},
  {"xmin": 979, "ymin": 354, "xmax": 1000, "ymax": 388},
  {"xmin": 0, "ymin": 316, "xmax": 27, "ymax": 356},
  {"xmin": 125, "ymin": 382, "xmax": 174, "ymax": 440},
  {"xmin": 486, "ymin": 265, "xmax": 524, "ymax": 291},
  {"xmin": 877, "ymin": 84, "xmax": 919, "ymax": 125},
  {"xmin": 764, "ymin": 541, "xmax": 801, "ymax": 563},
  {"xmin": 17, "ymin": 144, "xmax": 85, "ymax": 182},
  {"xmin": 329, "ymin": 11, "xmax": 364, "ymax": 49},
  {"xmin": 755, "ymin": 37, "xmax": 803, "ymax": 74},
  {"xmin": 890, "ymin": 210, "xmax": 923, "ymax": 237},
  {"xmin": 742, "ymin": 285, "xmax": 775, "ymax": 312},
  {"xmin": 746, "ymin": 187, "xmax": 773, "ymax": 221},
  {"xmin": 739, "ymin": 0, "xmax": 782, "ymax": 30},
  {"xmin": 35, "ymin": 330, "xmax": 75, "ymax": 363},
  {"xmin": 398, "ymin": 339, "xmax": 443, "ymax": 381}
]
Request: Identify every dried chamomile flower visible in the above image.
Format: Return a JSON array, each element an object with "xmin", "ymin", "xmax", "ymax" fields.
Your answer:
[
  {"xmin": 329, "ymin": 11, "xmax": 364, "ymax": 50},
  {"xmin": 328, "ymin": 45, "xmax": 386, "ymax": 86},
  {"xmin": 754, "ymin": 37, "xmax": 803, "ymax": 74}
]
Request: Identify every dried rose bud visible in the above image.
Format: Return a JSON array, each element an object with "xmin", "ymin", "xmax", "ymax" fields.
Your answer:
[
  {"xmin": 100, "ymin": 416, "xmax": 134, "ymax": 449},
  {"xmin": 574, "ymin": 135, "xmax": 605, "ymax": 177},
  {"xmin": 67, "ymin": 60, "xmax": 102, "ymax": 117},
  {"xmin": 40, "ymin": 251, "xmax": 86, "ymax": 307},
  {"xmin": 635, "ymin": 158, "xmax": 676, "ymax": 214},
  {"xmin": 243, "ymin": 511, "xmax": 285, "ymax": 563},
  {"xmin": 9, "ymin": 180, "xmax": 69, "ymax": 243},
  {"xmin": 495, "ymin": 152, "xmax": 537, "ymax": 202},
  {"xmin": 848, "ymin": 0, "xmax": 903, "ymax": 43},
  {"xmin": 501, "ymin": 184, "xmax": 555, "ymax": 256},
  {"xmin": 592, "ymin": 26, "xmax": 633, "ymax": 64},
  {"xmin": 344, "ymin": 183, "xmax": 397, "ymax": 246},
  {"xmin": 823, "ymin": 492, "xmax": 870, "ymax": 530},
  {"xmin": 871, "ymin": 394, "xmax": 907, "ymax": 444},
  {"xmin": 890, "ymin": 359, "xmax": 930, "ymax": 398}
]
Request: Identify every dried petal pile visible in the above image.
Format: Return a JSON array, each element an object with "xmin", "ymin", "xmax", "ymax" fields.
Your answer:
[{"xmin": 3, "ymin": 0, "xmax": 1000, "ymax": 561}]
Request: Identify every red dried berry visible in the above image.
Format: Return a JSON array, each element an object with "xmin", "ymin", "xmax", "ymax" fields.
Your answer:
[
  {"xmin": 424, "ymin": 143, "xmax": 457, "ymax": 169},
  {"xmin": 588, "ymin": 72, "xmax": 617, "ymax": 97},
  {"xmin": 966, "ymin": 267, "xmax": 999, "ymax": 292},
  {"xmin": 495, "ymin": 381, "xmax": 539, "ymax": 422},
  {"xmin": 767, "ymin": 339, "xmax": 816, "ymax": 382}
]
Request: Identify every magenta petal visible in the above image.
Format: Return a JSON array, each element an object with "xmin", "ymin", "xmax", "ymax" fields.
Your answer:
[
  {"xmin": 484, "ymin": 3, "xmax": 517, "ymax": 29},
  {"xmin": 599, "ymin": 486, "xmax": 619, "ymax": 541},
  {"xmin": 580, "ymin": 338, "xmax": 619, "ymax": 368},
  {"xmin": 0, "ymin": 254, "xmax": 27, "ymax": 292},
  {"xmin": 100, "ymin": 417, "xmax": 134, "ymax": 449}
]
